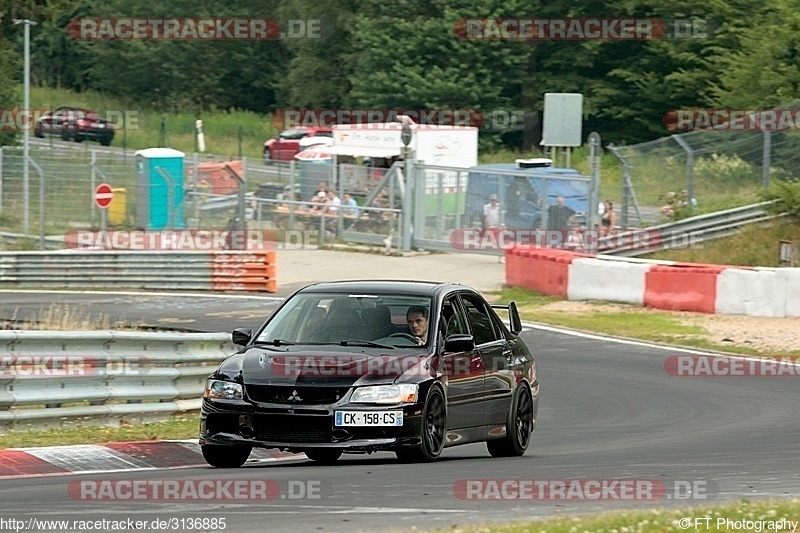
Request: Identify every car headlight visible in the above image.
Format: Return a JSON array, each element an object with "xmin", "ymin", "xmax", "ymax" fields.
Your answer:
[
  {"xmin": 350, "ymin": 384, "xmax": 418, "ymax": 404},
  {"xmin": 204, "ymin": 379, "xmax": 243, "ymax": 400}
]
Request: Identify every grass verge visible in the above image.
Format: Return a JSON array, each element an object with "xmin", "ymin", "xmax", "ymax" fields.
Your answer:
[
  {"xmin": 421, "ymin": 498, "xmax": 800, "ymax": 532},
  {"xmin": 0, "ymin": 417, "xmax": 198, "ymax": 449}
]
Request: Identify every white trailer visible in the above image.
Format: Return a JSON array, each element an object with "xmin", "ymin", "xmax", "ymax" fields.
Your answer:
[{"xmin": 329, "ymin": 122, "xmax": 478, "ymax": 192}]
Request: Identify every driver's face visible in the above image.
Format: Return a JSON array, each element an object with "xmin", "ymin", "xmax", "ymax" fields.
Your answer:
[{"xmin": 407, "ymin": 312, "xmax": 428, "ymax": 338}]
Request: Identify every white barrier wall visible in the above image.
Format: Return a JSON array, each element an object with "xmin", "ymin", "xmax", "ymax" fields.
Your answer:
[
  {"xmin": 567, "ymin": 258, "xmax": 651, "ymax": 305},
  {"xmin": 774, "ymin": 268, "xmax": 800, "ymax": 318},
  {"xmin": 716, "ymin": 268, "xmax": 789, "ymax": 318}
]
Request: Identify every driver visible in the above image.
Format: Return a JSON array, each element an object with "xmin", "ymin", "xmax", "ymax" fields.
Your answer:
[{"xmin": 406, "ymin": 306, "xmax": 429, "ymax": 345}]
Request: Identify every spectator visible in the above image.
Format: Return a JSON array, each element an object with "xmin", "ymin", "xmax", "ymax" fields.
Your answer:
[
  {"xmin": 679, "ymin": 189, "xmax": 698, "ymax": 209},
  {"xmin": 483, "ymin": 194, "xmax": 502, "ymax": 230},
  {"xmin": 564, "ymin": 222, "xmax": 584, "ymax": 251},
  {"xmin": 309, "ymin": 190, "xmax": 328, "ymax": 212},
  {"xmin": 600, "ymin": 200, "xmax": 617, "ymax": 236},
  {"xmin": 342, "ymin": 193, "xmax": 359, "ymax": 217},
  {"xmin": 313, "ymin": 181, "xmax": 328, "ymax": 198},
  {"xmin": 548, "ymin": 196, "xmax": 576, "ymax": 231},
  {"xmin": 324, "ymin": 189, "xmax": 341, "ymax": 214},
  {"xmin": 483, "ymin": 193, "xmax": 504, "ymax": 263},
  {"xmin": 661, "ymin": 191, "xmax": 677, "ymax": 218}
]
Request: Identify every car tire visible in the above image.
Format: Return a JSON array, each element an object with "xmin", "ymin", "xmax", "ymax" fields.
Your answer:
[
  {"xmin": 487, "ymin": 383, "xmax": 533, "ymax": 458},
  {"xmin": 74, "ymin": 134, "xmax": 84, "ymax": 143},
  {"xmin": 263, "ymin": 149, "xmax": 272, "ymax": 163},
  {"xmin": 305, "ymin": 449, "xmax": 343, "ymax": 464},
  {"xmin": 34, "ymin": 130, "xmax": 44, "ymax": 139},
  {"xmin": 395, "ymin": 386, "xmax": 446, "ymax": 463},
  {"xmin": 60, "ymin": 131, "xmax": 72, "ymax": 142},
  {"xmin": 100, "ymin": 137, "xmax": 112, "ymax": 146},
  {"xmin": 201, "ymin": 444, "xmax": 252, "ymax": 468}
]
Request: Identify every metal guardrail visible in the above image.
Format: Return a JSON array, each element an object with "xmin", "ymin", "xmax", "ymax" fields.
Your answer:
[
  {"xmin": 0, "ymin": 331, "xmax": 235, "ymax": 430},
  {"xmin": 0, "ymin": 250, "xmax": 278, "ymax": 292},
  {"xmin": 598, "ymin": 200, "xmax": 787, "ymax": 257}
]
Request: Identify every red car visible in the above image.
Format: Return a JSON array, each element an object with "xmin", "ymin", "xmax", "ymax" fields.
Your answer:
[
  {"xmin": 34, "ymin": 106, "xmax": 115, "ymax": 146},
  {"xmin": 263, "ymin": 127, "xmax": 332, "ymax": 161}
]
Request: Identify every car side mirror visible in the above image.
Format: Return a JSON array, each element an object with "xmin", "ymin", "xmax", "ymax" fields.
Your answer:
[
  {"xmin": 444, "ymin": 334, "xmax": 475, "ymax": 353},
  {"xmin": 231, "ymin": 328, "xmax": 253, "ymax": 346},
  {"xmin": 509, "ymin": 301, "xmax": 523, "ymax": 335}
]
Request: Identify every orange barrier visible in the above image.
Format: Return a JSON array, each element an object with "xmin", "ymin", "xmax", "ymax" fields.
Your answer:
[
  {"xmin": 644, "ymin": 265, "xmax": 726, "ymax": 313},
  {"xmin": 211, "ymin": 251, "xmax": 277, "ymax": 292},
  {"xmin": 188, "ymin": 161, "xmax": 244, "ymax": 194},
  {"xmin": 506, "ymin": 247, "xmax": 588, "ymax": 296}
]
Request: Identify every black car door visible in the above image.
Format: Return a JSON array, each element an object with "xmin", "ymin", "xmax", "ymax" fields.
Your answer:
[
  {"xmin": 438, "ymin": 295, "xmax": 484, "ymax": 430},
  {"xmin": 459, "ymin": 292, "xmax": 512, "ymax": 426}
]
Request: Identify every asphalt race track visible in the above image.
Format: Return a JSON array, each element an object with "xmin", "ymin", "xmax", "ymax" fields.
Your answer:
[{"xmin": 0, "ymin": 291, "xmax": 798, "ymax": 532}]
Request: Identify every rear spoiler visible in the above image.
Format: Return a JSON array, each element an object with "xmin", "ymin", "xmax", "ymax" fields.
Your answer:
[{"xmin": 490, "ymin": 301, "xmax": 523, "ymax": 335}]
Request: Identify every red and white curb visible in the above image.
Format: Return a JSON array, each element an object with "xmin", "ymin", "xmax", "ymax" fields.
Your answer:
[{"xmin": 0, "ymin": 440, "xmax": 302, "ymax": 479}]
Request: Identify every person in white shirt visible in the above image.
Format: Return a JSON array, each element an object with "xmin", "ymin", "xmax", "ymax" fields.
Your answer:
[
  {"xmin": 483, "ymin": 194, "xmax": 502, "ymax": 230},
  {"xmin": 324, "ymin": 189, "xmax": 341, "ymax": 214},
  {"xmin": 483, "ymin": 193, "xmax": 505, "ymax": 263}
]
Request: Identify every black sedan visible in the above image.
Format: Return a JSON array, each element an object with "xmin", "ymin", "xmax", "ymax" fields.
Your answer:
[{"xmin": 200, "ymin": 280, "xmax": 539, "ymax": 466}]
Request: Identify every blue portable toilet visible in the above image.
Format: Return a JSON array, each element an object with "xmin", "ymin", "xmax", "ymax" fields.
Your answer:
[{"xmin": 134, "ymin": 148, "xmax": 186, "ymax": 230}]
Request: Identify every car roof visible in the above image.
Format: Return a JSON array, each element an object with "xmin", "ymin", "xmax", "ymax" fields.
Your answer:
[{"xmin": 297, "ymin": 280, "xmax": 467, "ymax": 297}]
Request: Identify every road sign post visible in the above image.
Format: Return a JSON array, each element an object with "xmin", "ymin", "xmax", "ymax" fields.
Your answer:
[{"xmin": 95, "ymin": 183, "xmax": 113, "ymax": 231}]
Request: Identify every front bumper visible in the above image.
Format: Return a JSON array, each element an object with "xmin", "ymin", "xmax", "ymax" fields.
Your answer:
[{"xmin": 200, "ymin": 398, "xmax": 425, "ymax": 452}]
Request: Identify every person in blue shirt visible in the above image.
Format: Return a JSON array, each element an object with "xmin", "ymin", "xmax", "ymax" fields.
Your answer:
[{"xmin": 342, "ymin": 193, "xmax": 360, "ymax": 217}]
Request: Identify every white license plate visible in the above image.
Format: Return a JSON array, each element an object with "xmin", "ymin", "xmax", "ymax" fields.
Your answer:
[{"xmin": 335, "ymin": 410, "xmax": 403, "ymax": 427}]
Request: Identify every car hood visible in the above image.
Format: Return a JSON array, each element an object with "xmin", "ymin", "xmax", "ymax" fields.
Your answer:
[{"xmin": 221, "ymin": 347, "xmax": 433, "ymax": 387}]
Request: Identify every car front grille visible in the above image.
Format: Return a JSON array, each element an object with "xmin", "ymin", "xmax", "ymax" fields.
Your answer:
[
  {"xmin": 245, "ymin": 385, "xmax": 347, "ymax": 405},
  {"xmin": 255, "ymin": 414, "xmax": 332, "ymax": 443}
]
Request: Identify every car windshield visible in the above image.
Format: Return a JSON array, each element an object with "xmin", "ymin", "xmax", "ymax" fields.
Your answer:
[
  {"xmin": 255, "ymin": 292, "xmax": 433, "ymax": 347},
  {"xmin": 279, "ymin": 129, "xmax": 311, "ymax": 140}
]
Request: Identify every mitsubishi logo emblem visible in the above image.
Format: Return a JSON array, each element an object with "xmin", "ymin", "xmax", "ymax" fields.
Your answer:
[{"xmin": 287, "ymin": 389, "xmax": 302, "ymax": 402}]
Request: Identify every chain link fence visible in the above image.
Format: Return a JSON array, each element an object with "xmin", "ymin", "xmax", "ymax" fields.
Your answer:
[
  {"xmin": 608, "ymin": 102, "xmax": 800, "ymax": 229},
  {"xmin": 1, "ymin": 144, "xmax": 592, "ymax": 253}
]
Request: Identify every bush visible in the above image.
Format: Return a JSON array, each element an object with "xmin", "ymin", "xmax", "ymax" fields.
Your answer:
[{"xmin": 759, "ymin": 178, "xmax": 800, "ymax": 220}]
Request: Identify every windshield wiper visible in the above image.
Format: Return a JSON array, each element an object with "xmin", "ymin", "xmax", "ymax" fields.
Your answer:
[
  {"xmin": 338, "ymin": 339, "xmax": 394, "ymax": 349},
  {"xmin": 253, "ymin": 339, "xmax": 295, "ymax": 346}
]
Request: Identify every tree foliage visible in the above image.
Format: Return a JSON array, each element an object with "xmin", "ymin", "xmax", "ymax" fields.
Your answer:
[{"xmin": 0, "ymin": 0, "xmax": 799, "ymax": 148}]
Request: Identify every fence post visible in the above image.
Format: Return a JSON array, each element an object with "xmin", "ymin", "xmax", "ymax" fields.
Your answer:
[
  {"xmin": 761, "ymin": 130, "xmax": 771, "ymax": 188},
  {"xmin": 587, "ymin": 132, "xmax": 601, "ymax": 234},
  {"xmin": 671, "ymin": 134, "xmax": 695, "ymax": 210},
  {"xmin": 401, "ymin": 159, "xmax": 414, "ymax": 252},
  {"xmin": 90, "ymin": 150, "xmax": 97, "ymax": 226},
  {"xmin": 289, "ymin": 159, "xmax": 296, "ymax": 230},
  {"xmin": 27, "ymin": 156, "xmax": 45, "ymax": 250},
  {"xmin": 607, "ymin": 145, "xmax": 630, "ymax": 230}
]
